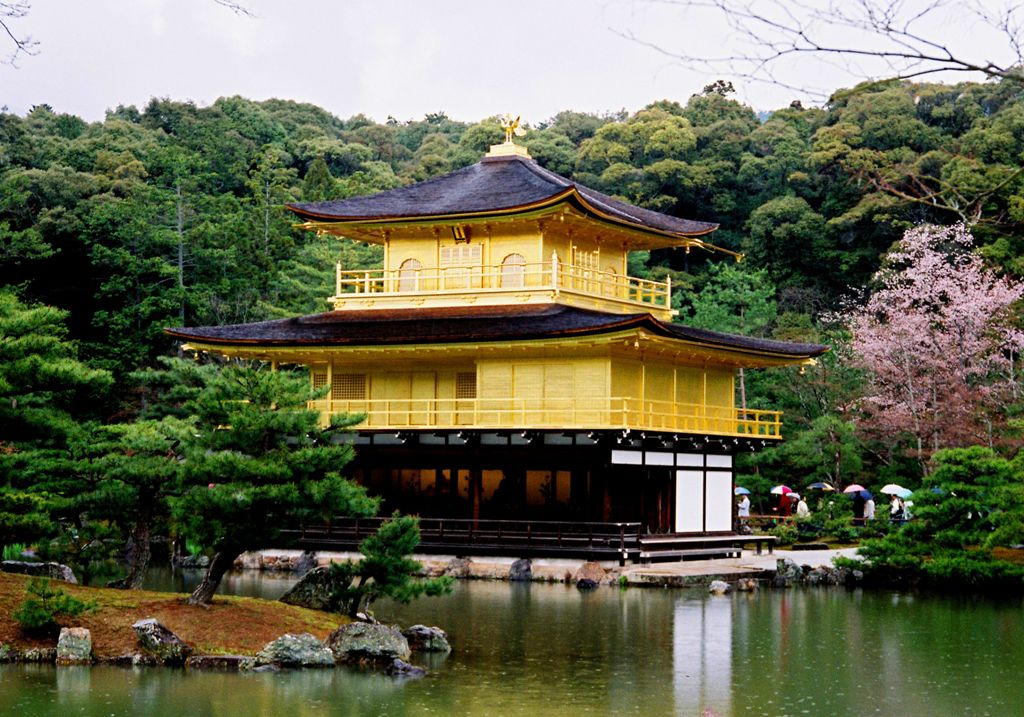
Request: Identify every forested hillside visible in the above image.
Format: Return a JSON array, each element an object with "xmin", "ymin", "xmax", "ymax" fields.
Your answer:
[{"xmin": 5, "ymin": 78, "xmax": 1024, "ymax": 587}]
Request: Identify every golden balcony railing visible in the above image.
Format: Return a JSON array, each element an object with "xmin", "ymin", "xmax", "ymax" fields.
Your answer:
[
  {"xmin": 332, "ymin": 253, "xmax": 673, "ymax": 314},
  {"xmin": 309, "ymin": 396, "xmax": 783, "ymax": 438}
]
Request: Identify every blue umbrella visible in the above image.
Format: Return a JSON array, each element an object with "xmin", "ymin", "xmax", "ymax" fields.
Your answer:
[
  {"xmin": 847, "ymin": 489, "xmax": 873, "ymax": 500},
  {"xmin": 734, "ymin": 487, "xmax": 751, "ymax": 495}
]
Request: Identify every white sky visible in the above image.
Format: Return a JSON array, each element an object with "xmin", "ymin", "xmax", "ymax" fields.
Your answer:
[{"xmin": 1, "ymin": 0, "xmax": 1014, "ymax": 124}]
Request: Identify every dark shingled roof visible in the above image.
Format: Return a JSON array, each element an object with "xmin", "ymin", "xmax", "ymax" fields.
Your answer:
[
  {"xmin": 166, "ymin": 304, "xmax": 828, "ymax": 358},
  {"xmin": 287, "ymin": 154, "xmax": 718, "ymax": 238}
]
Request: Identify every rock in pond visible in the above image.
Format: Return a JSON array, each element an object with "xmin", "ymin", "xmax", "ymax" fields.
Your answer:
[
  {"xmin": 574, "ymin": 561, "xmax": 606, "ymax": 588},
  {"xmin": 508, "ymin": 558, "xmax": 532, "ymax": 582},
  {"xmin": 278, "ymin": 566, "xmax": 337, "ymax": 610},
  {"xmin": 328, "ymin": 622, "xmax": 410, "ymax": 663},
  {"xmin": 735, "ymin": 578, "xmax": 760, "ymax": 592},
  {"xmin": 402, "ymin": 625, "xmax": 451, "ymax": 653},
  {"xmin": 132, "ymin": 618, "xmax": 193, "ymax": 665},
  {"xmin": 708, "ymin": 580, "xmax": 732, "ymax": 595},
  {"xmin": 256, "ymin": 633, "xmax": 335, "ymax": 668},
  {"xmin": 386, "ymin": 658, "xmax": 427, "ymax": 678},
  {"xmin": 1, "ymin": 560, "xmax": 77, "ymax": 583},
  {"xmin": 772, "ymin": 558, "xmax": 804, "ymax": 588},
  {"xmin": 443, "ymin": 557, "xmax": 472, "ymax": 578},
  {"xmin": 56, "ymin": 627, "xmax": 92, "ymax": 665}
]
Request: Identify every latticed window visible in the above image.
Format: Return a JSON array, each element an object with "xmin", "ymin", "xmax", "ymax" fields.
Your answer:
[
  {"xmin": 440, "ymin": 244, "xmax": 482, "ymax": 266},
  {"xmin": 455, "ymin": 371, "xmax": 477, "ymax": 399},
  {"xmin": 311, "ymin": 368, "xmax": 328, "ymax": 390},
  {"xmin": 332, "ymin": 373, "xmax": 367, "ymax": 400},
  {"xmin": 441, "ymin": 244, "xmax": 482, "ymax": 289}
]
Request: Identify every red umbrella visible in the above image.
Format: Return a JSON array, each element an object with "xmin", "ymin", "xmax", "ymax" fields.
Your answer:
[{"xmin": 770, "ymin": 485, "xmax": 794, "ymax": 495}]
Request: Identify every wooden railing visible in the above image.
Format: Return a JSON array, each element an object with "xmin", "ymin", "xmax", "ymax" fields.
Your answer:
[
  {"xmin": 281, "ymin": 517, "xmax": 644, "ymax": 563},
  {"xmin": 309, "ymin": 396, "xmax": 783, "ymax": 438},
  {"xmin": 333, "ymin": 254, "xmax": 671, "ymax": 312}
]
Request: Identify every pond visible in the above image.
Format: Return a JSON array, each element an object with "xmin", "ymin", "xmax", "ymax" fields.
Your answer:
[{"xmin": 2, "ymin": 572, "xmax": 1023, "ymax": 716}]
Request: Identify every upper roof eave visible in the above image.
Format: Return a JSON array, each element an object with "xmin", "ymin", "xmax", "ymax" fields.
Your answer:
[{"xmin": 288, "ymin": 188, "xmax": 723, "ymax": 251}]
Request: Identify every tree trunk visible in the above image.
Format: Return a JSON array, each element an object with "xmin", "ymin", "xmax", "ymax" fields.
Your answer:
[
  {"xmin": 176, "ymin": 182, "xmax": 186, "ymax": 324},
  {"xmin": 110, "ymin": 521, "xmax": 152, "ymax": 590},
  {"xmin": 186, "ymin": 547, "xmax": 242, "ymax": 606}
]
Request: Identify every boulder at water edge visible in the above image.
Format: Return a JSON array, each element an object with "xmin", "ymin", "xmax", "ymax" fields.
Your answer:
[
  {"xmin": 508, "ymin": 558, "xmax": 532, "ymax": 581},
  {"xmin": 1, "ymin": 560, "xmax": 78, "ymax": 583},
  {"xmin": 443, "ymin": 557, "xmax": 472, "ymax": 578},
  {"xmin": 256, "ymin": 633, "xmax": 335, "ymax": 667},
  {"xmin": 278, "ymin": 566, "xmax": 337, "ymax": 610},
  {"xmin": 402, "ymin": 624, "xmax": 451, "ymax": 653},
  {"xmin": 132, "ymin": 618, "xmax": 193, "ymax": 665},
  {"xmin": 327, "ymin": 622, "xmax": 410, "ymax": 663},
  {"xmin": 573, "ymin": 561, "xmax": 606, "ymax": 589},
  {"xmin": 772, "ymin": 558, "xmax": 805, "ymax": 588},
  {"xmin": 708, "ymin": 580, "xmax": 732, "ymax": 595},
  {"xmin": 56, "ymin": 627, "xmax": 92, "ymax": 665}
]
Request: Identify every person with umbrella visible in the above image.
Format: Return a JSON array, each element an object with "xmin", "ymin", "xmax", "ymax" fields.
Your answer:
[
  {"xmin": 735, "ymin": 487, "xmax": 751, "ymax": 532},
  {"xmin": 795, "ymin": 494, "xmax": 810, "ymax": 518},
  {"xmin": 864, "ymin": 494, "xmax": 876, "ymax": 521},
  {"xmin": 890, "ymin": 494, "xmax": 905, "ymax": 522}
]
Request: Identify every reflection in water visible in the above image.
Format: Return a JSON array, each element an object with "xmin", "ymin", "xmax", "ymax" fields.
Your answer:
[
  {"xmin": 674, "ymin": 597, "xmax": 732, "ymax": 716},
  {"xmin": 2, "ymin": 580, "xmax": 1023, "ymax": 716}
]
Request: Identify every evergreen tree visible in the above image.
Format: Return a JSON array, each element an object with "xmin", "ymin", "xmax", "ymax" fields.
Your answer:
[{"xmin": 165, "ymin": 360, "xmax": 377, "ymax": 605}]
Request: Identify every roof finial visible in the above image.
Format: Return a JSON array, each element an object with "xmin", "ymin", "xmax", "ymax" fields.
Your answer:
[
  {"xmin": 487, "ymin": 114, "xmax": 532, "ymax": 159},
  {"xmin": 499, "ymin": 114, "xmax": 526, "ymax": 144}
]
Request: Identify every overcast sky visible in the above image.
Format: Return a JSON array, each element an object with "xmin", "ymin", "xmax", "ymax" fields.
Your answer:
[{"xmin": 2, "ymin": 0, "xmax": 1012, "ymax": 125}]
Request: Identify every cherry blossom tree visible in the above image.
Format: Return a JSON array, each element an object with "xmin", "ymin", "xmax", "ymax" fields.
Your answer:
[{"xmin": 848, "ymin": 223, "xmax": 1024, "ymax": 472}]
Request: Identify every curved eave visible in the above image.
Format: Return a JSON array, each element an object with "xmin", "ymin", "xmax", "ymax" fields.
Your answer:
[
  {"xmin": 288, "ymin": 189, "xmax": 730, "ymax": 255},
  {"xmin": 165, "ymin": 314, "xmax": 827, "ymax": 363},
  {"xmin": 164, "ymin": 312, "xmax": 647, "ymax": 348}
]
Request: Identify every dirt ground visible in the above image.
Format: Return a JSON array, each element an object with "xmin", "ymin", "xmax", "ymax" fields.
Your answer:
[{"xmin": 0, "ymin": 571, "xmax": 340, "ymax": 657}]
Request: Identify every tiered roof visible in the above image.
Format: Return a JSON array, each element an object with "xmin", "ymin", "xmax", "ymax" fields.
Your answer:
[{"xmin": 288, "ymin": 153, "xmax": 719, "ymax": 245}]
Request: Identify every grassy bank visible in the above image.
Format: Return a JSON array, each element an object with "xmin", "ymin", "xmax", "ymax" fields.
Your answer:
[{"xmin": 0, "ymin": 572, "xmax": 340, "ymax": 658}]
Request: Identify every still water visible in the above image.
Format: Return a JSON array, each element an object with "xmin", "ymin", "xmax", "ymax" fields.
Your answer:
[{"xmin": 2, "ymin": 572, "xmax": 1023, "ymax": 717}]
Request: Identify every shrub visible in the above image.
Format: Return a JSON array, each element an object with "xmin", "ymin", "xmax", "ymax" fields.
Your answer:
[
  {"xmin": 327, "ymin": 513, "xmax": 453, "ymax": 618},
  {"xmin": 794, "ymin": 517, "xmax": 824, "ymax": 541},
  {"xmin": 768, "ymin": 521, "xmax": 798, "ymax": 546},
  {"xmin": 2, "ymin": 543, "xmax": 28, "ymax": 561},
  {"xmin": 824, "ymin": 517, "xmax": 860, "ymax": 543},
  {"xmin": 13, "ymin": 578, "xmax": 96, "ymax": 637}
]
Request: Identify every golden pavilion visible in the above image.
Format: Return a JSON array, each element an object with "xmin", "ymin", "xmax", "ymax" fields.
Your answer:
[{"xmin": 167, "ymin": 131, "xmax": 826, "ymax": 562}]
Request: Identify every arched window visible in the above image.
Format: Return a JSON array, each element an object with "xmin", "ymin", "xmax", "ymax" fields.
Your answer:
[
  {"xmin": 605, "ymin": 265, "xmax": 622, "ymax": 298},
  {"xmin": 397, "ymin": 258, "xmax": 422, "ymax": 292},
  {"xmin": 500, "ymin": 253, "xmax": 526, "ymax": 288}
]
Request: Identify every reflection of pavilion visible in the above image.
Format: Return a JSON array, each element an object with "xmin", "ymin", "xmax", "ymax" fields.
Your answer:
[
  {"xmin": 168, "ymin": 134, "xmax": 826, "ymax": 560},
  {"xmin": 673, "ymin": 597, "xmax": 733, "ymax": 715}
]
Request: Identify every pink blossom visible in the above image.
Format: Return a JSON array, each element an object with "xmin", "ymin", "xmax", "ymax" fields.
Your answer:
[{"xmin": 848, "ymin": 223, "xmax": 1024, "ymax": 467}]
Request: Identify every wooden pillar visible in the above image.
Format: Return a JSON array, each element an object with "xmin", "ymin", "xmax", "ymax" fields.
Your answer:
[
  {"xmin": 470, "ymin": 467, "xmax": 482, "ymax": 527},
  {"xmin": 601, "ymin": 473, "xmax": 612, "ymax": 522}
]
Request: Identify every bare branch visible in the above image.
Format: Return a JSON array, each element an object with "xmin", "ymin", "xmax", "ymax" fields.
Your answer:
[
  {"xmin": 213, "ymin": 0, "xmax": 256, "ymax": 17},
  {"xmin": 623, "ymin": 1, "xmax": 1024, "ymax": 101},
  {"xmin": 1, "ymin": 1, "xmax": 256, "ymax": 67},
  {"xmin": 1, "ymin": 1, "xmax": 38, "ymax": 66}
]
